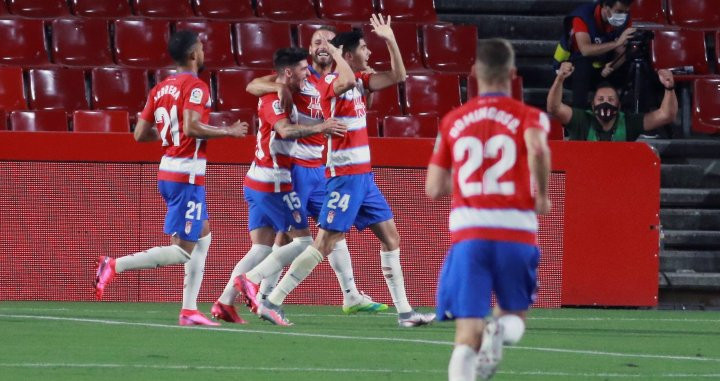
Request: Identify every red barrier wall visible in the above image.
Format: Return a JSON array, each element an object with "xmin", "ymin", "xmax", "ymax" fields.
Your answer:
[{"xmin": 0, "ymin": 132, "xmax": 659, "ymax": 306}]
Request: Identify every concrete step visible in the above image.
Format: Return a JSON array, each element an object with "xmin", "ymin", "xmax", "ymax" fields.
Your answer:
[
  {"xmin": 517, "ymin": 57, "xmax": 557, "ymax": 89},
  {"xmin": 643, "ymin": 139, "xmax": 720, "ymax": 159},
  {"xmin": 661, "ymin": 209, "xmax": 720, "ymax": 230},
  {"xmin": 663, "ymin": 230, "xmax": 720, "ymax": 249},
  {"xmin": 436, "ymin": 0, "xmax": 585, "ymax": 15},
  {"xmin": 659, "ymin": 272, "xmax": 720, "ymax": 291},
  {"xmin": 661, "ymin": 164, "xmax": 720, "ymax": 188},
  {"xmin": 439, "ymin": 14, "xmax": 564, "ymax": 41},
  {"xmin": 660, "ymin": 250, "xmax": 720, "ymax": 272},
  {"xmin": 661, "ymin": 188, "xmax": 720, "ymax": 208},
  {"xmin": 511, "ymin": 39, "xmax": 557, "ymax": 58}
]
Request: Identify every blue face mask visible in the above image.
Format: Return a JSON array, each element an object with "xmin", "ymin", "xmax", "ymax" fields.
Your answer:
[{"xmin": 608, "ymin": 12, "xmax": 628, "ymax": 27}]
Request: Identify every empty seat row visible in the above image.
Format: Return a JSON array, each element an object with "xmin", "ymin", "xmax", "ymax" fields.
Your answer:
[
  {"xmin": 0, "ymin": 0, "xmax": 436, "ymax": 22},
  {"xmin": 0, "ymin": 18, "xmax": 477, "ymax": 73},
  {"xmin": 650, "ymin": 29, "xmax": 720, "ymax": 79},
  {"xmin": 633, "ymin": 0, "xmax": 720, "ymax": 29}
]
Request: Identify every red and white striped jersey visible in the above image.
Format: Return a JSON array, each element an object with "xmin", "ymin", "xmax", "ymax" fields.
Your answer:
[
  {"xmin": 317, "ymin": 71, "xmax": 373, "ymax": 177},
  {"xmin": 140, "ymin": 73, "xmax": 211, "ymax": 185},
  {"xmin": 430, "ymin": 94, "xmax": 551, "ymax": 245},
  {"xmin": 291, "ymin": 71, "xmax": 325, "ymax": 168},
  {"xmin": 244, "ymin": 93, "xmax": 297, "ymax": 193}
]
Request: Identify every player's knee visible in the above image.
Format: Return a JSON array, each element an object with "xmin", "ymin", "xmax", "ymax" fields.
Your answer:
[
  {"xmin": 293, "ymin": 235, "xmax": 313, "ymax": 249},
  {"xmin": 499, "ymin": 314, "xmax": 525, "ymax": 345},
  {"xmin": 380, "ymin": 232, "xmax": 400, "ymax": 252}
]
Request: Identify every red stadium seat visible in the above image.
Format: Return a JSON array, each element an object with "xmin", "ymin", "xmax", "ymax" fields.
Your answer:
[
  {"xmin": 631, "ymin": 0, "xmax": 667, "ymax": 24},
  {"xmin": 361, "ymin": 23, "xmax": 424, "ymax": 72},
  {"xmin": 153, "ymin": 68, "xmax": 211, "ymax": 87},
  {"xmin": 717, "ymin": 31, "xmax": 720, "ymax": 68},
  {"xmin": 383, "ymin": 114, "xmax": 438, "ymax": 137},
  {"xmin": 28, "ymin": 68, "xmax": 87, "ymax": 111},
  {"xmin": 51, "ymin": 18, "xmax": 113, "ymax": 67},
  {"xmin": 549, "ymin": 116, "xmax": 565, "ymax": 141},
  {"xmin": 91, "ymin": 68, "xmax": 149, "ymax": 116},
  {"xmin": 467, "ymin": 75, "xmax": 524, "ymax": 102},
  {"xmin": 692, "ymin": 78, "xmax": 720, "ymax": 135},
  {"xmin": 73, "ymin": 110, "xmax": 130, "ymax": 133},
  {"xmin": 297, "ymin": 23, "xmax": 353, "ymax": 50},
  {"xmin": 132, "ymin": 0, "xmax": 195, "ymax": 18},
  {"xmin": 422, "ymin": 24, "xmax": 478, "ymax": 73},
  {"xmin": 377, "ymin": 0, "xmax": 437, "ymax": 23},
  {"xmin": 71, "ymin": 0, "xmax": 132, "ymax": 17},
  {"xmin": 367, "ymin": 85, "xmax": 402, "ymax": 118},
  {"xmin": 175, "ymin": 20, "xmax": 235, "ymax": 68},
  {"xmin": 0, "ymin": 110, "xmax": 6, "ymax": 130},
  {"xmin": 0, "ymin": 67, "xmax": 27, "ymax": 112},
  {"xmin": 6, "ymin": 0, "xmax": 69, "ymax": 17},
  {"xmin": 192, "ymin": 0, "xmax": 254, "ymax": 19},
  {"xmin": 316, "ymin": 0, "xmax": 375, "ymax": 22},
  {"xmin": 208, "ymin": 110, "xmax": 257, "ymax": 135},
  {"xmin": 233, "ymin": 22, "xmax": 292, "ymax": 69},
  {"xmin": 10, "ymin": 110, "xmax": 68, "ymax": 132},
  {"xmin": 365, "ymin": 110, "xmax": 380, "ymax": 137},
  {"xmin": 256, "ymin": 0, "xmax": 318, "ymax": 21},
  {"xmin": 404, "ymin": 74, "xmax": 461, "ymax": 116},
  {"xmin": 216, "ymin": 68, "xmax": 272, "ymax": 111},
  {"xmin": 651, "ymin": 29, "xmax": 709, "ymax": 78},
  {"xmin": 668, "ymin": 0, "xmax": 720, "ymax": 29},
  {"xmin": 0, "ymin": 18, "xmax": 49, "ymax": 66},
  {"xmin": 114, "ymin": 19, "xmax": 172, "ymax": 68}
]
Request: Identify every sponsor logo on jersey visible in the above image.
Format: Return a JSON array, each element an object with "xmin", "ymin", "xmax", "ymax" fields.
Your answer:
[
  {"xmin": 272, "ymin": 100, "xmax": 284, "ymax": 115},
  {"xmin": 327, "ymin": 210, "xmax": 335, "ymax": 224},
  {"xmin": 189, "ymin": 88, "xmax": 203, "ymax": 104}
]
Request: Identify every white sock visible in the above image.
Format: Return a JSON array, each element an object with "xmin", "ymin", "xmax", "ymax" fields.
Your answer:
[
  {"xmin": 327, "ymin": 239, "xmax": 361, "ymax": 304},
  {"xmin": 448, "ymin": 344, "xmax": 477, "ymax": 381},
  {"xmin": 115, "ymin": 245, "xmax": 191, "ymax": 273},
  {"xmin": 268, "ymin": 245, "xmax": 323, "ymax": 306},
  {"xmin": 380, "ymin": 249, "xmax": 412, "ymax": 313},
  {"xmin": 218, "ymin": 244, "xmax": 271, "ymax": 305},
  {"xmin": 182, "ymin": 233, "xmax": 211, "ymax": 311},
  {"xmin": 247, "ymin": 236, "xmax": 313, "ymax": 284},
  {"xmin": 257, "ymin": 244, "xmax": 283, "ymax": 300}
]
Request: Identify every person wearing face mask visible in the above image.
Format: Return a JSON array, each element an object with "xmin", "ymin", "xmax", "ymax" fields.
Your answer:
[
  {"xmin": 547, "ymin": 61, "xmax": 677, "ymax": 141},
  {"xmin": 553, "ymin": 0, "xmax": 637, "ymax": 108}
]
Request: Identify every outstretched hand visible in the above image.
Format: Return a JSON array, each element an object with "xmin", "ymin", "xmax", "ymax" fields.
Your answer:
[
  {"xmin": 321, "ymin": 34, "xmax": 343, "ymax": 58},
  {"xmin": 370, "ymin": 13, "xmax": 395, "ymax": 42},
  {"xmin": 228, "ymin": 121, "xmax": 249, "ymax": 138}
]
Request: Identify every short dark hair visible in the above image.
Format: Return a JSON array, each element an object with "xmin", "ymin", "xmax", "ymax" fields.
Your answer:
[
  {"xmin": 330, "ymin": 29, "xmax": 364, "ymax": 56},
  {"xmin": 273, "ymin": 47, "xmax": 309, "ymax": 72},
  {"xmin": 601, "ymin": 0, "xmax": 633, "ymax": 7},
  {"xmin": 475, "ymin": 38, "xmax": 515, "ymax": 84},
  {"xmin": 168, "ymin": 30, "xmax": 199, "ymax": 66}
]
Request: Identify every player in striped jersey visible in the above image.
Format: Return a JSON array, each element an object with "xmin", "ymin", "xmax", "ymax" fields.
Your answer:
[
  {"xmin": 426, "ymin": 39, "xmax": 552, "ymax": 380},
  {"xmin": 237, "ymin": 15, "xmax": 435, "ymax": 327},
  {"xmin": 244, "ymin": 26, "xmax": 388, "ymax": 315},
  {"xmin": 93, "ymin": 30, "xmax": 249, "ymax": 326}
]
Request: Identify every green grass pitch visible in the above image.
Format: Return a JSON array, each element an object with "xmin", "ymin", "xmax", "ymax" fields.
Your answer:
[{"xmin": 0, "ymin": 302, "xmax": 719, "ymax": 380}]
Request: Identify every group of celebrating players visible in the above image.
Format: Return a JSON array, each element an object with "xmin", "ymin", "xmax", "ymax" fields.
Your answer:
[{"xmin": 92, "ymin": 13, "xmax": 552, "ymax": 381}]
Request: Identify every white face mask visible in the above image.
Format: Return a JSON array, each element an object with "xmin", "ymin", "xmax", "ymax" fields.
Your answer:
[{"xmin": 608, "ymin": 12, "xmax": 628, "ymax": 27}]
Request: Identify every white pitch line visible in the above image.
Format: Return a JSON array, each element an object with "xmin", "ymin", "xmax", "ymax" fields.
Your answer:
[{"xmin": 1, "ymin": 313, "xmax": 718, "ymax": 364}]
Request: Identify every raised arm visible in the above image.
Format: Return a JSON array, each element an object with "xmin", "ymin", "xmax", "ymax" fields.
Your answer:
[
  {"xmin": 546, "ymin": 61, "xmax": 574, "ymax": 125},
  {"xmin": 323, "ymin": 35, "xmax": 356, "ymax": 95},
  {"xmin": 368, "ymin": 14, "xmax": 407, "ymax": 91},
  {"xmin": 643, "ymin": 69, "xmax": 677, "ymax": 131},
  {"xmin": 273, "ymin": 118, "xmax": 347, "ymax": 140},
  {"xmin": 184, "ymin": 109, "xmax": 248, "ymax": 139}
]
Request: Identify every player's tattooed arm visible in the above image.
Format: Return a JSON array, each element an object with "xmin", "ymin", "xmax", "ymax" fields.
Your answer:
[
  {"xmin": 134, "ymin": 117, "xmax": 161, "ymax": 142},
  {"xmin": 247, "ymin": 74, "xmax": 293, "ymax": 111},
  {"xmin": 274, "ymin": 118, "xmax": 347, "ymax": 139}
]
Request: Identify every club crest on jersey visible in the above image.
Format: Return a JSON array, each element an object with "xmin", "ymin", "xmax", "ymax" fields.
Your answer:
[
  {"xmin": 189, "ymin": 88, "xmax": 203, "ymax": 104},
  {"xmin": 293, "ymin": 211, "xmax": 302, "ymax": 224},
  {"xmin": 324, "ymin": 74, "xmax": 337, "ymax": 84},
  {"xmin": 272, "ymin": 100, "xmax": 284, "ymax": 115},
  {"xmin": 327, "ymin": 211, "xmax": 335, "ymax": 224},
  {"xmin": 185, "ymin": 221, "xmax": 193, "ymax": 235}
]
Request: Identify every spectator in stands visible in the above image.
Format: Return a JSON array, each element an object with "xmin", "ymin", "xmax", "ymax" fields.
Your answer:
[
  {"xmin": 547, "ymin": 61, "xmax": 677, "ymax": 141},
  {"xmin": 553, "ymin": 0, "xmax": 636, "ymax": 108}
]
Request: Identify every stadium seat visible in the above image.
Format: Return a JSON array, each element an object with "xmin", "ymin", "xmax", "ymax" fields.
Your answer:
[
  {"xmin": 367, "ymin": 85, "xmax": 402, "ymax": 118},
  {"xmin": 216, "ymin": 68, "xmax": 272, "ymax": 111},
  {"xmin": 192, "ymin": 0, "xmax": 255, "ymax": 19},
  {"xmin": 403, "ymin": 74, "xmax": 461, "ymax": 116},
  {"xmin": 51, "ymin": 18, "xmax": 113, "ymax": 67},
  {"xmin": 28, "ymin": 68, "xmax": 87, "ymax": 111},
  {"xmin": 667, "ymin": 0, "xmax": 720, "ymax": 29},
  {"xmin": 114, "ymin": 19, "xmax": 172, "ymax": 68},
  {"xmin": 383, "ymin": 114, "xmax": 438, "ymax": 137},
  {"xmin": 133, "ymin": 0, "xmax": 195, "ymax": 18},
  {"xmin": 377, "ymin": 0, "xmax": 437, "ymax": 23},
  {"xmin": 73, "ymin": 110, "xmax": 130, "ymax": 133},
  {"xmin": 422, "ymin": 24, "xmax": 478, "ymax": 73},
  {"xmin": 361, "ymin": 23, "xmax": 424, "ymax": 72},
  {"xmin": 631, "ymin": 0, "xmax": 667, "ymax": 24},
  {"xmin": 10, "ymin": 110, "xmax": 68, "ymax": 132},
  {"xmin": 0, "ymin": 67, "xmax": 27, "ymax": 111},
  {"xmin": 467, "ymin": 75, "xmax": 524, "ymax": 102},
  {"xmin": 233, "ymin": 22, "xmax": 292, "ymax": 68},
  {"xmin": 0, "ymin": 18, "xmax": 49, "ymax": 66},
  {"xmin": 297, "ymin": 23, "xmax": 353, "ymax": 49},
  {"xmin": 255, "ymin": 0, "xmax": 318, "ymax": 21},
  {"xmin": 548, "ymin": 116, "xmax": 565, "ymax": 141},
  {"xmin": 0, "ymin": 110, "xmax": 6, "ymax": 130},
  {"xmin": 71, "ymin": 0, "xmax": 132, "ymax": 17},
  {"xmin": 175, "ymin": 20, "xmax": 235, "ymax": 68},
  {"xmin": 208, "ymin": 110, "xmax": 257, "ymax": 135},
  {"xmin": 6, "ymin": 0, "xmax": 69, "ymax": 17},
  {"xmin": 91, "ymin": 68, "xmax": 149, "ymax": 116},
  {"xmin": 316, "ymin": 0, "xmax": 375, "ymax": 22},
  {"xmin": 692, "ymin": 78, "xmax": 720, "ymax": 135},
  {"xmin": 651, "ymin": 29, "xmax": 709, "ymax": 78},
  {"xmin": 717, "ymin": 31, "xmax": 720, "ymax": 68},
  {"xmin": 365, "ymin": 110, "xmax": 380, "ymax": 137}
]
